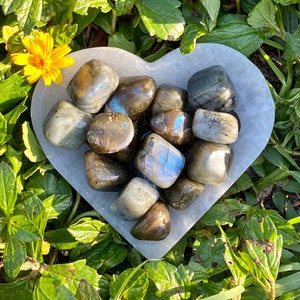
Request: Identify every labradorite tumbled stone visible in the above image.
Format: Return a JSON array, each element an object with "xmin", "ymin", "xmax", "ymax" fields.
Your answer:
[
  {"xmin": 187, "ymin": 65, "xmax": 238, "ymax": 112},
  {"xmin": 135, "ymin": 133, "xmax": 185, "ymax": 189},
  {"xmin": 161, "ymin": 177, "xmax": 205, "ymax": 210},
  {"xmin": 104, "ymin": 76, "xmax": 156, "ymax": 120},
  {"xmin": 192, "ymin": 108, "xmax": 239, "ymax": 144},
  {"xmin": 186, "ymin": 140, "xmax": 233, "ymax": 185},
  {"xmin": 87, "ymin": 112, "xmax": 134, "ymax": 154},
  {"xmin": 151, "ymin": 84, "xmax": 186, "ymax": 115},
  {"xmin": 131, "ymin": 201, "xmax": 171, "ymax": 241},
  {"xmin": 110, "ymin": 177, "xmax": 159, "ymax": 221},
  {"xmin": 67, "ymin": 59, "xmax": 119, "ymax": 113},
  {"xmin": 150, "ymin": 110, "xmax": 193, "ymax": 145},
  {"xmin": 43, "ymin": 99, "xmax": 93, "ymax": 149},
  {"xmin": 84, "ymin": 150, "xmax": 130, "ymax": 190}
]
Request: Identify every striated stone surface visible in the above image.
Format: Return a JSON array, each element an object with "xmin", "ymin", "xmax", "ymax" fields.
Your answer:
[
  {"xmin": 87, "ymin": 112, "xmax": 134, "ymax": 154},
  {"xmin": 131, "ymin": 201, "xmax": 171, "ymax": 240},
  {"xmin": 105, "ymin": 76, "xmax": 156, "ymax": 120},
  {"xmin": 186, "ymin": 140, "xmax": 233, "ymax": 185},
  {"xmin": 187, "ymin": 65, "xmax": 238, "ymax": 112},
  {"xmin": 135, "ymin": 133, "xmax": 185, "ymax": 188},
  {"xmin": 110, "ymin": 177, "xmax": 159, "ymax": 220},
  {"xmin": 162, "ymin": 177, "xmax": 205, "ymax": 210},
  {"xmin": 84, "ymin": 150, "xmax": 130, "ymax": 190},
  {"xmin": 151, "ymin": 84, "xmax": 186, "ymax": 115},
  {"xmin": 67, "ymin": 59, "xmax": 119, "ymax": 113},
  {"xmin": 192, "ymin": 108, "xmax": 239, "ymax": 144},
  {"xmin": 43, "ymin": 100, "xmax": 93, "ymax": 149},
  {"xmin": 150, "ymin": 110, "xmax": 193, "ymax": 145}
]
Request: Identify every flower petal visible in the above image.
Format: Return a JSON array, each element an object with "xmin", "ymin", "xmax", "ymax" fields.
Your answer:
[
  {"xmin": 11, "ymin": 53, "xmax": 32, "ymax": 66},
  {"xmin": 52, "ymin": 56, "xmax": 75, "ymax": 69},
  {"xmin": 36, "ymin": 32, "xmax": 53, "ymax": 55},
  {"xmin": 22, "ymin": 36, "xmax": 43, "ymax": 56},
  {"xmin": 51, "ymin": 45, "xmax": 72, "ymax": 59},
  {"xmin": 42, "ymin": 71, "xmax": 52, "ymax": 86},
  {"xmin": 24, "ymin": 64, "xmax": 42, "ymax": 84}
]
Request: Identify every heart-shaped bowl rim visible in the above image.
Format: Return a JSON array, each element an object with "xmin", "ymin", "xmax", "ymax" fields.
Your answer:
[{"xmin": 31, "ymin": 43, "xmax": 274, "ymax": 259}]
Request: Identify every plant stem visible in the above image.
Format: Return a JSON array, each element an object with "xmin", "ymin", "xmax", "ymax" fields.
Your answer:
[
  {"xmin": 258, "ymin": 47, "xmax": 286, "ymax": 86},
  {"xmin": 111, "ymin": 9, "xmax": 117, "ymax": 34},
  {"xmin": 279, "ymin": 62, "xmax": 293, "ymax": 98},
  {"xmin": 69, "ymin": 210, "xmax": 102, "ymax": 225},
  {"xmin": 236, "ymin": 0, "xmax": 241, "ymax": 14},
  {"xmin": 65, "ymin": 192, "xmax": 81, "ymax": 226}
]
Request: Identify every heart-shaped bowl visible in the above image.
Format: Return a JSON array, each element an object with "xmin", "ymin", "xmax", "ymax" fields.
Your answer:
[{"xmin": 31, "ymin": 43, "xmax": 274, "ymax": 259}]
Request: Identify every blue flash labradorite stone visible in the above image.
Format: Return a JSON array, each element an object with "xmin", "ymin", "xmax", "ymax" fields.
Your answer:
[{"xmin": 134, "ymin": 133, "xmax": 185, "ymax": 188}]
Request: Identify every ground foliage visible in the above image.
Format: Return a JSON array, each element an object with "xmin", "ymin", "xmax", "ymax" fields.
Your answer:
[{"xmin": 0, "ymin": 0, "xmax": 300, "ymax": 299}]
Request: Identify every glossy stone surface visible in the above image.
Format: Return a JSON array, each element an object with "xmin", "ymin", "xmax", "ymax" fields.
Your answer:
[
  {"xmin": 151, "ymin": 84, "xmax": 186, "ymax": 115},
  {"xmin": 187, "ymin": 65, "xmax": 238, "ymax": 112},
  {"xmin": 84, "ymin": 150, "xmax": 130, "ymax": 190},
  {"xmin": 32, "ymin": 44, "xmax": 275, "ymax": 259},
  {"xmin": 87, "ymin": 112, "xmax": 134, "ymax": 154},
  {"xmin": 135, "ymin": 133, "xmax": 185, "ymax": 188},
  {"xmin": 43, "ymin": 100, "xmax": 92, "ymax": 149},
  {"xmin": 67, "ymin": 59, "xmax": 119, "ymax": 113},
  {"xmin": 150, "ymin": 110, "xmax": 193, "ymax": 145},
  {"xmin": 186, "ymin": 140, "xmax": 233, "ymax": 185},
  {"xmin": 192, "ymin": 108, "xmax": 239, "ymax": 144},
  {"xmin": 105, "ymin": 76, "xmax": 156, "ymax": 120},
  {"xmin": 162, "ymin": 177, "xmax": 205, "ymax": 210},
  {"xmin": 131, "ymin": 201, "xmax": 171, "ymax": 240},
  {"xmin": 110, "ymin": 177, "xmax": 159, "ymax": 220}
]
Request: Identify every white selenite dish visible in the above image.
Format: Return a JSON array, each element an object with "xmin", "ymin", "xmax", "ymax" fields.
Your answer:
[{"xmin": 31, "ymin": 43, "xmax": 274, "ymax": 259}]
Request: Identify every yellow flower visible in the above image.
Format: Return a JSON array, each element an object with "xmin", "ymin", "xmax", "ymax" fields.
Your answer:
[{"xmin": 11, "ymin": 31, "xmax": 74, "ymax": 86}]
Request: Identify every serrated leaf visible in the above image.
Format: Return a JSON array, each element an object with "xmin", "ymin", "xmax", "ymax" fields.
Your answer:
[
  {"xmin": 48, "ymin": 24, "xmax": 78, "ymax": 46},
  {"xmin": 33, "ymin": 277, "xmax": 77, "ymax": 300},
  {"xmin": 15, "ymin": 0, "xmax": 43, "ymax": 34},
  {"xmin": 200, "ymin": 15, "xmax": 264, "ymax": 57},
  {"xmin": 110, "ymin": 268, "xmax": 148, "ymax": 300},
  {"xmin": 247, "ymin": 0, "xmax": 279, "ymax": 35},
  {"xmin": 3, "ymin": 237, "xmax": 26, "ymax": 279},
  {"xmin": 22, "ymin": 121, "xmax": 46, "ymax": 163},
  {"xmin": 8, "ymin": 214, "xmax": 42, "ymax": 242},
  {"xmin": 39, "ymin": 260, "xmax": 101, "ymax": 294},
  {"xmin": 0, "ymin": 161, "xmax": 17, "ymax": 217},
  {"xmin": 80, "ymin": 239, "xmax": 127, "ymax": 273},
  {"xmin": 76, "ymin": 279, "xmax": 102, "ymax": 300},
  {"xmin": 42, "ymin": 194, "xmax": 72, "ymax": 220},
  {"xmin": 0, "ymin": 73, "xmax": 31, "ymax": 114},
  {"xmin": 74, "ymin": 0, "xmax": 113, "ymax": 15},
  {"xmin": 115, "ymin": 0, "xmax": 134, "ymax": 16},
  {"xmin": 68, "ymin": 217, "xmax": 105, "ymax": 243},
  {"xmin": 136, "ymin": 0, "xmax": 185, "ymax": 41},
  {"xmin": 0, "ymin": 277, "xmax": 33, "ymax": 299},
  {"xmin": 145, "ymin": 261, "xmax": 192, "ymax": 299}
]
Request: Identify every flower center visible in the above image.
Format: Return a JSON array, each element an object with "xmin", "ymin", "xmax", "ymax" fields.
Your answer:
[{"xmin": 32, "ymin": 55, "xmax": 50, "ymax": 69}]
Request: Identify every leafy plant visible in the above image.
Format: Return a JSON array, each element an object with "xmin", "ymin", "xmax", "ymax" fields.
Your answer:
[{"xmin": 1, "ymin": 0, "xmax": 300, "ymax": 299}]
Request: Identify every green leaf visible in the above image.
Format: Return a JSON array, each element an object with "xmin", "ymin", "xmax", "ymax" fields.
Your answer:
[
  {"xmin": 283, "ymin": 31, "xmax": 300, "ymax": 64},
  {"xmin": 200, "ymin": 14, "xmax": 264, "ymax": 57},
  {"xmin": 115, "ymin": 0, "xmax": 134, "ymax": 16},
  {"xmin": 136, "ymin": 0, "xmax": 185, "ymax": 41},
  {"xmin": 145, "ymin": 261, "xmax": 192, "ymax": 299},
  {"xmin": 262, "ymin": 145, "xmax": 285, "ymax": 168},
  {"xmin": 108, "ymin": 32, "xmax": 136, "ymax": 53},
  {"xmin": 39, "ymin": 260, "xmax": 101, "ymax": 294},
  {"xmin": 74, "ymin": 0, "xmax": 113, "ymax": 15},
  {"xmin": 22, "ymin": 121, "xmax": 46, "ymax": 163},
  {"xmin": 48, "ymin": 24, "xmax": 78, "ymax": 46},
  {"xmin": 180, "ymin": 24, "xmax": 207, "ymax": 54},
  {"xmin": 80, "ymin": 239, "xmax": 128, "ymax": 273},
  {"xmin": 275, "ymin": 271, "xmax": 300, "ymax": 297},
  {"xmin": 200, "ymin": 198, "xmax": 251, "ymax": 227},
  {"xmin": 273, "ymin": 0, "xmax": 300, "ymax": 5},
  {"xmin": 33, "ymin": 277, "xmax": 77, "ymax": 300},
  {"xmin": 3, "ymin": 237, "xmax": 26, "ymax": 279},
  {"xmin": 5, "ymin": 145, "xmax": 23, "ymax": 174},
  {"xmin": 4, "ymin": 100, "xmax": 27, "ymax": 136},
  {"xmin": 0, "ymin": 73, "xmax": 31, "ymax": 114},
  {"xmin": 0, "ymin": 277, "xmax": 33, "ymax": 300},
  {"xmin": 0, "ymin": 161, "xmax": 17, "ymax": 217},
  {"xmin": 200, "ymin": 285, "xmax": 245, "ymax": 300},
  {"xmin": 110, "ymin": 268, "xmax": 148, "ymax": 300},
  {"xmin": 8, "ymin": 214, "xmax": 42, "ymax": 242},
  {"xmin": 42, "ymin": 194, "xmax": 72, "ymax": 220},
  {"xmin": 76, "ymin": 279, "xmax": 102, "ymax": 300},
  {"xmin": 200, "ymin": 0, "xmax": 220, "ymax": 23},
  {"xmin": 15, "ymin": 0, "xmax": 43, "ymax": 33},
  {"xmin": 68, "ymin": 217, "xmax": 105, "ymax": 243},
  {"xmin": 44, "ymin": 228, "xmax": 79, "ymax": 250},
  {"xmin": 0, "ymin": 113, "xmax": 10, "ymax": 146},
  {"xmin": 247, "ymin": 0, "xmax": 279, "ymax": 35}
]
